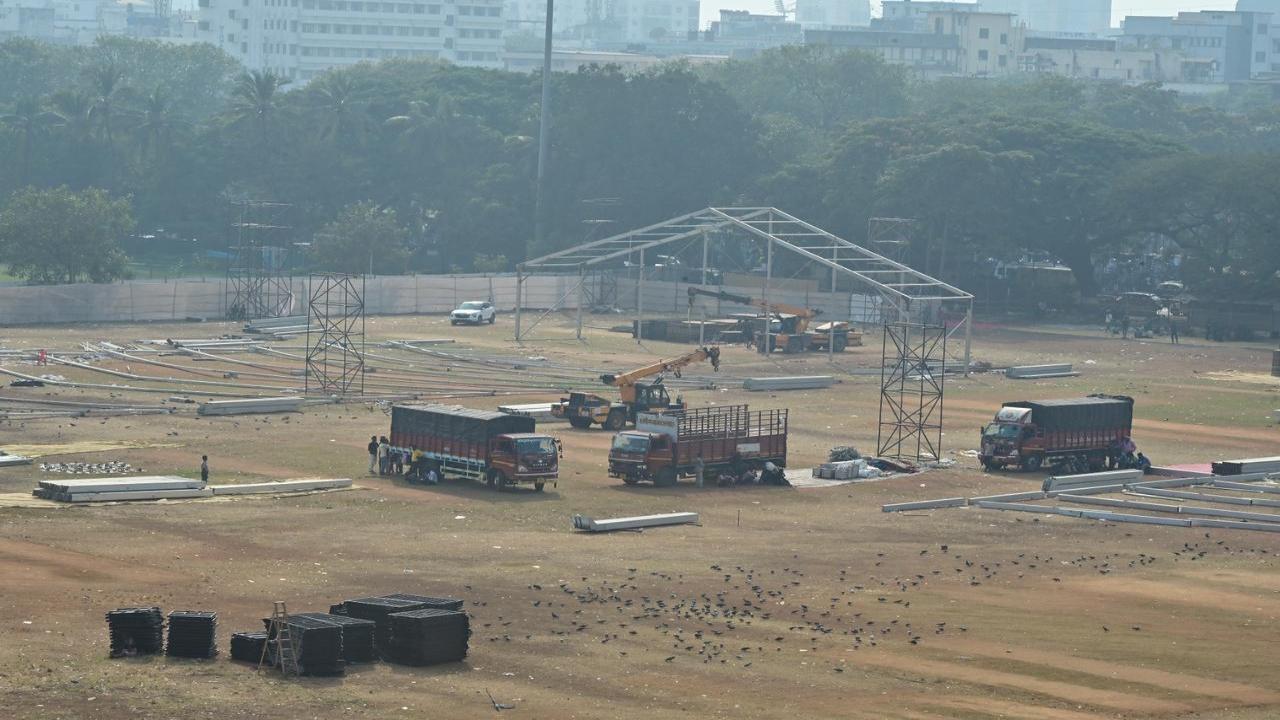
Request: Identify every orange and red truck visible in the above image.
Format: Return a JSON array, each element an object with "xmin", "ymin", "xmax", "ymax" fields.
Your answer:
[
  {"xmin": 607, "ymin": 404, "xmax": 788, "ymax": 486},
  {"xmin": 390, "ymin": 404, "xmax": 559, "ymax": 491}
]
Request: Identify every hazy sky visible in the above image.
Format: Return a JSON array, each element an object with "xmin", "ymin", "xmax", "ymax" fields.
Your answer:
[{"xmin": 699, "ymin": 1, "xmax": 1241, "ymax": 27}]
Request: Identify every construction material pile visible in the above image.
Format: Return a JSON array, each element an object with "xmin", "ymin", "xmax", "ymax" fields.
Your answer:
[
  {"xmin": 271, "ymin": 614, "xmax": 345, "ymax": 676},
  {"xmin": 337, "ymin": 594, "xmax": 466, "ymax": 665},
  {"xmin": 39, "ymin": 461, "xmax": 133, "ymax": 474},
  {"xmin": 229, "ymin": 632, "xmax": 268, "ymax": 663},
  {"xmin": 34, "ymin": 476, "xmax": 209, "ymax": 502},
  {"xmin": 385, "ymin": 608, "xmax": 471, "ymax": 666},
  {"xmin": 166, "ymin": 611, "xmax": 218, "ymax": 659},
  {"xmin": 292, "ymin": 613, "xmax": 376, "ymax": 663},
  {"xmin": 1213, "ymin": 456, "xmax": 1280, "ymax": 475},
  {"xmin": 812, "ymin": 459, "xmax": 880, "ymax": 480},
  {"xmin": 106, "ymin": 607, "xmax": 164, "ymax": 657}
]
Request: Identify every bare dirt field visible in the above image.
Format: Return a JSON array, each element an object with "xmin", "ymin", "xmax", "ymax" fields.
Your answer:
[{"xmin": 0, "ymin": 313, "xmax": 1278, "ymax": 719}]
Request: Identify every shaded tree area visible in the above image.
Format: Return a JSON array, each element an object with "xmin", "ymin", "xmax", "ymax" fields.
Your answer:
[{"xmin": 1, "ymin": 36, "xmax": 1278, "ymax": 298}]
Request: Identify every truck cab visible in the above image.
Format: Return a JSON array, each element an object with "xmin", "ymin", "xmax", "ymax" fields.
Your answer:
[
  {"xmin": 608, "ymin": 430, "xmax": 674, "ymax": 485},
  {"xmin": 489, "ymin": 433, "xmax": 559, "ymax": 490},
  {"xmin": 980, "ymin": 406, "xmax": 1036, "ymax": 470}
]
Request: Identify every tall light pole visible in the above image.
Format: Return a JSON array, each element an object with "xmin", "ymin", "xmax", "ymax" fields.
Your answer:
[{"xmin": 532, "ymin": 0, "xmax": 554, "ymax": 257}]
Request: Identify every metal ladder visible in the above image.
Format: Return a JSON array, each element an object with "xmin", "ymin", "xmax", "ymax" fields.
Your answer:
[{"xmin": 258, "ymin": 601, "xmax": 299, "ymax": 676}]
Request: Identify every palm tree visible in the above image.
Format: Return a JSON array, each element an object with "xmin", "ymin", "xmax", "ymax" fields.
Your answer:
[
  {"xmin": 134, "ymin": 86, "xmax": 188, "ymax": 162},
  {"xmin": 227, "ymin": 69, "xmax": 290, "ymax": 152},
  {"xmin": 308, "ymin": 72, "xmax": 367, "ymax": 145},
  {"xmin": 49, "ymin": 90, "xmax": 93, "ymax": 143},
  {"xmin": 1, "ymin": 96, "xmax": 59, "ymax": 186},
  {"xmin": 86, "ymin": 63, "xmax": 129, "ymax": 148}
]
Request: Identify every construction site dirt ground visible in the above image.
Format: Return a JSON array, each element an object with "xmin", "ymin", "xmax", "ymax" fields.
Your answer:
[{"xmin": 1, "ymin": 314, "xmax": 1278, "ymax": 719}]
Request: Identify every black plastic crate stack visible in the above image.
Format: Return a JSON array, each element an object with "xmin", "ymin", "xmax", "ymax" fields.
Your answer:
[
  {"xmin": 385, "ymin": 608, "xmax": 470, "ymax": 666},
  {"xmin": 293, "ymin": 613, "xmax": 377, "ymax": 663},
  {"xmin": 379, "ymin": 593, "xmax": 464, "ymax": 611},
  {"xmin": 263, "ymin": 614, "xmax": 345, "ymax": 676},
  {"xmin": 166, "ymin": 611, "xmax": 218, "ymax": 659},
  {"xmin": 106, "ymin": 607, "xmax": 165, "ymax": 658},
  {"xmin": 229, "ymin": 631, "xmax": 269, "ymax": 663},
  {"xmin": 341, "ymin": 596, "xmax": 431, "ymax": 653}
]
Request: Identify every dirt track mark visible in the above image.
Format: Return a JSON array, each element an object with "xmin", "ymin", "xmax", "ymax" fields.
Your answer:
[
  {"xmin": 852, "ymin": 651, "xmax": 1193, "ymax": 715},
  {"xmin": 0, "ymin": 537, "xmax": 185, "ymax": 587},
  {"xmin": 936, "ymin": 639, "xmax": 1280, "ymax": 706},
  {"xmin": 925, "ymin": 696, "xmax": 1111, "ymax": 720}
]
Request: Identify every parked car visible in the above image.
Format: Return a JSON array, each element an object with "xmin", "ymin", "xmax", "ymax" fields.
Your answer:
[{"xmin": 450, "ymin": 300, "xmax": 496, "ymax": 325}]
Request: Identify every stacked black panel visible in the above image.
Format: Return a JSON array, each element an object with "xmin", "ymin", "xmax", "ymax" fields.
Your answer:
[
  {"xmin": 384, "ymin": 608, "xmax": 470, "ymax": 666},
  {"xmin": 166, "ymin": 611, "xmax": 218, "ymax": 659},
  {"xmin": 229, "ymin": 631, "xmax": 269, "ymax": 663},
  {"xmin": 341, "ymin": 596, "xmax": 430, "ymax": 652},
  {"xmin": 272, "ymin": 614, "xmax": 345, "ymax": 676},
  {"xmin": 379, "ymin": 594, "xmax": 464, "ymax": 611},
  {"xmin": 293, "ymin": 613, "xmax": 377, "ymax": 663},
  {"xmin": 106, "ymin": 607, "xmax": 164, "ymax": 658}
]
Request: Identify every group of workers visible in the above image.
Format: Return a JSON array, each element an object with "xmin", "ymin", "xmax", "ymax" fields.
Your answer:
[
  {"xmin": 690, "ymin": 456, "xmax": 789, "ymax": 488},
  {"xmin": 367, "ymin": 435, "xmax": 441, "ymax": 484}
]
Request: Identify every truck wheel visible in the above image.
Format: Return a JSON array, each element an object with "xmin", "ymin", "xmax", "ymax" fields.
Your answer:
[
  {"xmin": 486, "ymin": 470, "xmax": 497, "ymax": 488},
  {"xmin": 1020, "ymin": 455, "xmax": 1043, "ymax": 473},
  {"xmin": 603, "ymin": 408, "xmax": 626, "ymax": 432},
  {"xmin": 568, "ymin": 416, "xmax": 591, "ymax": 429},
  {"xmin": 534, "ymin": 481, "xmax": 545, "ymax": 492},
  {"xmin": 655, "ymin": 468, "xmax": 677, "ymax": 487},
  {"xmin": 495, "ymin": 472, "xmax": 510, "ymax": 492},
  {"xmin": 622, "ymin": 475, "xmax": 639, "ymax": 486}
]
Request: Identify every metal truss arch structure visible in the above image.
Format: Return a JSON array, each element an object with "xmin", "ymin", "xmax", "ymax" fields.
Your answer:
[{"xmin": 515, "ymin": 207, "xmax": 974, "ymax": 367}]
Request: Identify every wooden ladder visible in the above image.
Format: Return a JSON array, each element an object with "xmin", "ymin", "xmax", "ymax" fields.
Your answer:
[{"xmin": 258, "ymin": 601, "xmax": 299, "ymax": 676}]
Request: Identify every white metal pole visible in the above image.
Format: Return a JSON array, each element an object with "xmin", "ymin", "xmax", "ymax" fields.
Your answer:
[
  {"xmin": 637, "ymin": 248, "xmax": 644, "ymax": 344},
  {"xmin": 515, "ymin": 267, "xmax": 523, "ymax": 342},
  {"xmin": 764, "ymin": 238, "xmax": 773, "ymax": 355},
  {"xmin": 576, "ymin": 265, "xmax": 584, "ymax": 340}
]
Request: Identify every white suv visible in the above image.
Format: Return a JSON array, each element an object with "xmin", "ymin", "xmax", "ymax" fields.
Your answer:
[{"xmin": 450, "ymin": 300, "xmax": 496, "ymax": 325}]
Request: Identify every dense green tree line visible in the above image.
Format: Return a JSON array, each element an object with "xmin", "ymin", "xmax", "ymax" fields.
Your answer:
[{"xmin": 1, "ymin": 37, "xmax": 1278, "ymax": 297}]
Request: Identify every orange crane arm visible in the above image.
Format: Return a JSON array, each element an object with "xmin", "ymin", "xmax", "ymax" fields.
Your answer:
[
  {"xmin": 599, "ymin": 346, "xmax": 721, "ymax": 388},
  {"xmin": 687, "ymin": 287, "xmax": 821, "ymax": 333}
]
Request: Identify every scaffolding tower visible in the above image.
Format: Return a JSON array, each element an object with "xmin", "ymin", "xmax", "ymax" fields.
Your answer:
[
  {"xmin": 224, "ymin": 200, "xmax": 294, "ymax": 321},
  {"xmin": 877, "ymin": 323, "xmax": 947, "ymax": 462},
  {"xmin": 305, "ymin": 273, "xmax": 365, "ymax": 396}
]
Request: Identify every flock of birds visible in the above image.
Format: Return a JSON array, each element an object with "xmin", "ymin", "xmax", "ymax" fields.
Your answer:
[{"xmin": 466, "ymin": 537, "xmax": 1274, "ymax": 675}]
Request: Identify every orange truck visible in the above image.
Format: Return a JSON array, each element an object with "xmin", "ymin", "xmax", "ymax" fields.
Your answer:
[
  {"xmin": 390, "ymin": 404, "xmax": 559, "ymax": 491},
  {"xmin": 607, "ymin": 404, "xmax": 788, "ymax": 486}
]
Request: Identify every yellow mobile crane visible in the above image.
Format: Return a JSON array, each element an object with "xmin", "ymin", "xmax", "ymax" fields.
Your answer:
[
  {"xmin": 687, "ymin": 287, "xmax": 855, "ymax": 353},
  {"xmin": 552, "ymin": 346, "xmax": 721, "ymax": 430}
]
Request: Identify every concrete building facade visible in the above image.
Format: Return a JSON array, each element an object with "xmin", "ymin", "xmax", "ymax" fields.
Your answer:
[
  {"xmin": 196, "ymin": 0, "xmax": 505, "ymax": 81},
  {"xmin": 1121, "ymin": 10, "xmax": 1276, "ymax": 82},
  {"xmin": 928, "ymin": 9, "xmax": 1023, "ymax": 76}
]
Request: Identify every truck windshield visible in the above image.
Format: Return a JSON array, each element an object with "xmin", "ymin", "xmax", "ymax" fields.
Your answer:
[
  {"xmin": 517, "ymin": 437, "xmax": 556, "ymax": 455},
  {"xmin": 984, "ymin": 424, "xmax": 1020, "ymax": 439},
  {"xmin": 611, "ymin": 434, "xmax": 649, "ymax": 453}
]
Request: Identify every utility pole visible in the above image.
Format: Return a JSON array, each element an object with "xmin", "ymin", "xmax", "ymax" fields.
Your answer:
[{"xmin": 532, "ymin": 0, "xmax": 555, "ymax": 257}]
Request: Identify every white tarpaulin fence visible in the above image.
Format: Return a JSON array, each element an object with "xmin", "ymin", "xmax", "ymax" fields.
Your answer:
[{"xmin": 0, "ymin": 274, "xmax": 580, "ymax": 325}]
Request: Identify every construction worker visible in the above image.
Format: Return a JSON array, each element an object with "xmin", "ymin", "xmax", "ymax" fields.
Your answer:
[
  {"xmin": 377, "ymin": 436, "xmax": 390, "ymax": 475},
  {"xmin": 693, "ymin": 455, "xmax": 705, "ymax": 489},
  {"xmin": 200, "ymin": 455, "xmax": 209, "ymax": 486},
  {"xmin": 367, "ymin": 435, "xmax": 379, "ymax": 474}
]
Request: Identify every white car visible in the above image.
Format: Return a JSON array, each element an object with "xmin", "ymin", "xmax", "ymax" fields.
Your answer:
[{"xmin": 450, "ymin": 300, "xmax": 496, "ymax": 325}]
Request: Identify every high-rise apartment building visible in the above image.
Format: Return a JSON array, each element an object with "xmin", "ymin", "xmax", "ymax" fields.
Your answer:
[{"xmin": 197, "ymin": 0, "xmax": 505, "ymax": 82}]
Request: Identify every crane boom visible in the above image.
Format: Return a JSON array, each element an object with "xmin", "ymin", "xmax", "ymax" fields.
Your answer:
[
  {"xmin": 687, "ymin": 287, "xmax": 821, "ymax": 334},
  {"xmin": 600, "ymin": 346, "xmax": 720, "ymax": 387}
]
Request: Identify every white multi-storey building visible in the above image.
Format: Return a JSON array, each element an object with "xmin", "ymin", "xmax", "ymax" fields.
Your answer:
[
  {"xmin": 981, "ymin": 0, "xmax": 1110, "ymax": 36},
  {"xmin": 794, "ymin": 0, "xmax": 870, "ymax": 30},
  {"xmin": 197, "ymin": 0, "xmax": 504, "ymax": 81},
  {"xmin": 504, "ymin": 0, "xmax": 696, "ymax": 43}
]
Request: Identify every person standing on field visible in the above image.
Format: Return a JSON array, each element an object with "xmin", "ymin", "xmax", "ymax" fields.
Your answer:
[
  {"xmin": 200, "ymin": 455, "xmax": 209, "ymax": 486},
  {"xmin": 367, "ymin": 435, "xmax": 378, "ymax": 474}
]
